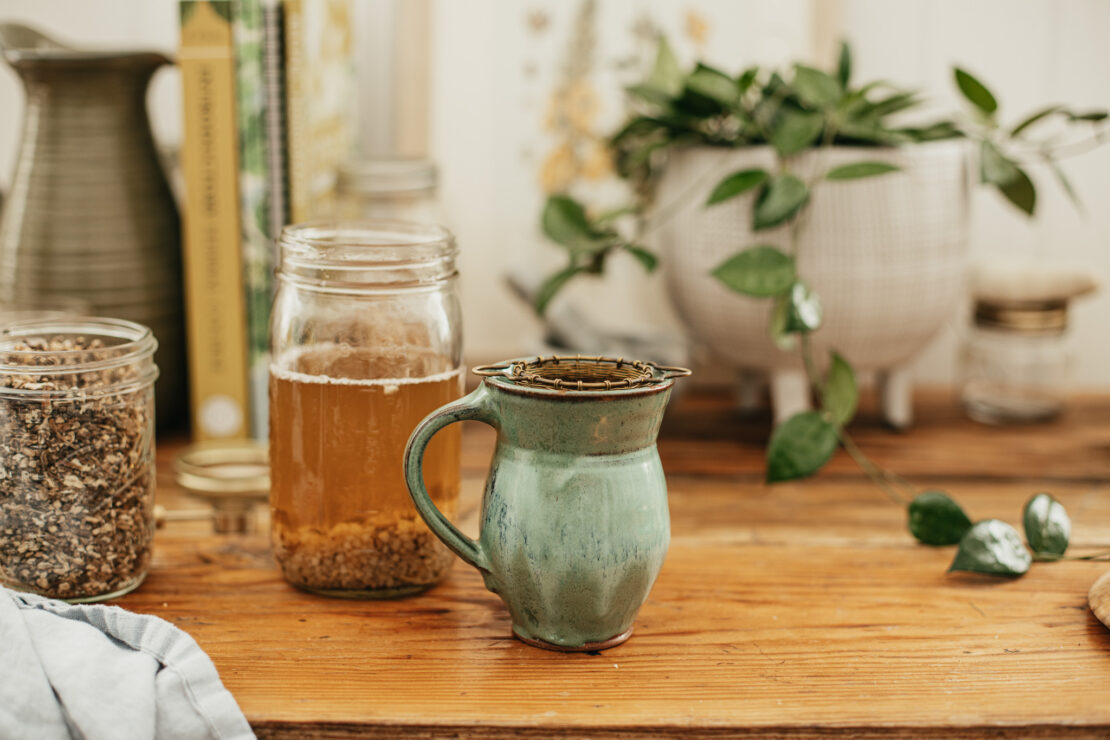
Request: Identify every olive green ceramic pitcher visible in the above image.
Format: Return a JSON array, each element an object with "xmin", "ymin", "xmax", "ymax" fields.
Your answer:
[
  {"xmin": 0, "ymin": 23, "xmax": 186, "ymax": 427},
  {"xmin": 404, "ymin": 356, "xmax": 689, "ymax": 651}
]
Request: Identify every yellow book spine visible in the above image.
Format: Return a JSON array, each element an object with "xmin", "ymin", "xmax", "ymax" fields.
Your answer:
[
  {"xmin": 179, "ymin": 0, "xmax": 250, "ymax": 440},
  {"xmin": 282, "ymin": 0, "xmax": 307, "ymax": 223}
]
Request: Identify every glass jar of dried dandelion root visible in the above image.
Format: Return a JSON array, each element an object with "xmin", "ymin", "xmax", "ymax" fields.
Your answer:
[
  {"xmin": 0, "ymin": 318, "xmax": 158, "ymax": 602},
  {"xmin": 270, "ymin": 221, "xmax": 463, "ymax": 598}
]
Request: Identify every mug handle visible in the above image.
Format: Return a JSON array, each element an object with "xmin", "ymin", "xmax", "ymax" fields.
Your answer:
[{"xmin": 404, "ymin": 384, "xmax": 498, "ymax": 573}]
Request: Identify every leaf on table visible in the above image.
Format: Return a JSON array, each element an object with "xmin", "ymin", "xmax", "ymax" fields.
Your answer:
[
  {"xmin": 954, "ymin": 67, "xmax": 998, "ymax": 117},
  {"xmin": 711, "ymin": 245, "xmax": 795, "ymax": 297},
  {"xmin": 825, "ymin": 161, "xmax": 901, "ymax": 181},
  {"xmin": 753, "ymin": 173, "xmax": 809, "ymax": 230},
  {"xmin": 908, "ymin": 490, "xmax": 973, "ymax": 546},
  {"xmin": 949, "ymin": 520, "xmax": 1032, "ymax": 577},
  {"xmin": 822, "ymin": 351, "xmax": 857, "ymax": 427},
  {"xmin": 766, "ymin": 411, "xmax": 839, "ymax": 483},
  {"xmin": 706, "ymin": 168, "xmax": 769, "ymax": 206},
  {"xmin": 1023, "ymin": 493, "xmax": 1070, "ymax": 558}
]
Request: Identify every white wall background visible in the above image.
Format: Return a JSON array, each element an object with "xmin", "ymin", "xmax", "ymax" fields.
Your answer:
[{"xmin": 0, "ymin": 0, "xmax": 1107, "ymax": 387}]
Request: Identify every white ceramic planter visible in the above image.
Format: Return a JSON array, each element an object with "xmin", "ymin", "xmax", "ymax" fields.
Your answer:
[{"xmin": 656, "ymin": 141, "xmax": 970, "ymax": 426}]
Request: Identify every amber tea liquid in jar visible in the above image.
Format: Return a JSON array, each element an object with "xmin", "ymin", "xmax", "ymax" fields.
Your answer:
[{"xmin": 269, "ymin": 222, "xmax": 463, "ymax": 598}]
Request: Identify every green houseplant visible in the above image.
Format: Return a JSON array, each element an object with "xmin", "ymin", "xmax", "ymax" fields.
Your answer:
[{"xmin": 536, "ymin": 41, "xmax": 1108, "ymax": 575}]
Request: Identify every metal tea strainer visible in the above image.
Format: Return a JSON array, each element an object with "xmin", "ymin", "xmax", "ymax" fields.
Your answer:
[{"xmin": 473, "ymin": 355, "xmax": 691, "ymax": 391}]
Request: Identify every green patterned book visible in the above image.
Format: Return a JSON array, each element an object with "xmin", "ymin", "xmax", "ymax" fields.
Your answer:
[{"xmin": 232, "ymin": 0, "xmax": 280, "ymax": 439}]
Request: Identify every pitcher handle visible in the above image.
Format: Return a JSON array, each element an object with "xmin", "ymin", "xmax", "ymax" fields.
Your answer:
[{"xmin": 404, "ymin": 384, "xmax": 498, "ymax": 573}]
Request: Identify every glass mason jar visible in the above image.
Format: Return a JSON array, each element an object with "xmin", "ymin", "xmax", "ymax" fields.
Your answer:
[
  {"xmin": 960, "ymin": 300, "xmax": 1070, "ymax": 424},
  {"xmin": 269, "ymin": 221, "xmax": 463, "ymax": 598},
  {"xmin": 334, "ymin": 158, "xmax": 440, "ymax": 223},
  {"xmin": 0, "ymin": 317, "xmax": 158, "ymax": 602}
]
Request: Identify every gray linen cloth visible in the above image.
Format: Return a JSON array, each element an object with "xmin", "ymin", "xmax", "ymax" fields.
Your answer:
[{"xmin": 0, "ymin": 587, "xmax": 254, "ymax": 740}]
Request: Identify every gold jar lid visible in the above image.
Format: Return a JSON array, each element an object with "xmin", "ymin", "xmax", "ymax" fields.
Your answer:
[{"xmin": 973, "ymin": 300, "xmax": 1068, "ymax": 335}]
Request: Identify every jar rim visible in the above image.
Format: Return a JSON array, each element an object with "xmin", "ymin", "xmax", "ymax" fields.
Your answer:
[
  {"xmin": 278, "ymin": 220, "xmax": 458, "ymax": 292},
  {"xmin": 337, "ymin": 158, "xmax": 437, "ymax": 195},
  {"xmin": 0, "ymin": 317, "xmax": 159, "ymax": 394},
  {"xmin": 280, "ymin": 220, "xmax": 454, "ymax": 257}
]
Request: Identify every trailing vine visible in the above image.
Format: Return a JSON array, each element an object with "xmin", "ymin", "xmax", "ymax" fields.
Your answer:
[{"xmin": 536, "ymin": 40, "xmax": 1109, "ymax": 576}]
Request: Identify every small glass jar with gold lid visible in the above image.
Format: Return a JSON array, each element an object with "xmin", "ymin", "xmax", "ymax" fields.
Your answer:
[{"xmin": 960, "ymin": 259, "xmax": 1097, "ymax": 424}]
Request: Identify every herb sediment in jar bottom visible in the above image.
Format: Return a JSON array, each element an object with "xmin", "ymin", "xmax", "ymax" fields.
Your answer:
[
  {"xmin": 268, "ymin": 346, "xmax": 463, "ymax": 593},
  {"xmin": 272, "ymin": 512, "xmax": 454, "ymax": 591},
  {"xmin": 0, "ymin": 336, "xmax": 154, "ymax": 600}
]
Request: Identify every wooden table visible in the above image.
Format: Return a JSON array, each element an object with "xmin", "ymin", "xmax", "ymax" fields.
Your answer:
[{"xmin": 124, "ymin": 390, "xmax": 1110, "ymax": 738}]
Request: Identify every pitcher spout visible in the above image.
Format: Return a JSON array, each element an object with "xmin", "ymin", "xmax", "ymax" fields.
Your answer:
[{"xmin": 0, "ymin": 22, "xmax": 169, "ymax": 75}]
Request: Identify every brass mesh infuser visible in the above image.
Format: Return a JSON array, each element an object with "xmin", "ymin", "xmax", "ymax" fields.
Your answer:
[{"xmin": 473, "ymin": 355, "xmax": 691, "ymax": 391}]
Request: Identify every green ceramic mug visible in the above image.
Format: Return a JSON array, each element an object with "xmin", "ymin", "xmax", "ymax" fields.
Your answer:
[{"xmin": 404, "ymin": 356, "xmax": 689, "ymax": 651}]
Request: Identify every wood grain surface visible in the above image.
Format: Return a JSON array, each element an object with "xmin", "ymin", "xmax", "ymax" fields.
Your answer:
[{"xmin": 125, "ymin": 389, "xmax": 1110, "ymax": 738}]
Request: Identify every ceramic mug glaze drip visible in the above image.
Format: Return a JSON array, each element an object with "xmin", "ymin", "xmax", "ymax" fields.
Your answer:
[{"xmin": 404, "ymin": 356, "xmax": 690, "ymax": 651}]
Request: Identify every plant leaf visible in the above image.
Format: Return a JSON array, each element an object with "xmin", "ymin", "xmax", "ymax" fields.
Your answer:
[
  {"xmin": 1049, "ymin": 161, "xmax": 1083, "ymax": 213},
  {"xmin": 792, "ymin": 64, "xmax": 842, "ymax": 109},
  {"xmin": 766, "ymin": 411, "xmax": 839, "ymax": 483},
  {"xmin": 908, "ymin": 490, "xmax": 973, "ymax": 546},
  {"xmin": 1023, "ymin": 493, "xmax": 1070, "ymax": 558},
  {"xmin": 542, "ymin": 196, "xmax": 596, "ymax": 248},
  {"xmin": 609, "ymin": 115, "xmax": 665, "ymax": 146},
  {"xmin": 954, "ymin": 67, "xmax": 998, "ymax": 116},
  {"xmin": 685, "ymin": 63, "xmax": 740, "ymax": 107},
  {"xmin": 998, "ymin": 165, "xmax": 1036, "ymax": 216},
  {"xmin": 836, "ymin": 41, "xmax": 851, "ymax": 88},
  {"xmin": 712, "ymin": 245, "xmax": 796, "ymax": 297},
  {"xmin": 771, "ymin": 110, "xmax": 825, "ymax": 156},
  {"xmin": 535, "ymin": 265, "xmax": 587, "ymax": 315},
  {"xmin": 867, "ymin": 91, "xmax": 921, "ymax": 118},
  {"xmin": 595, "ymin": 205, "xmax": 640, "ymax": 225},
  {"xmin": 626, "ymin": 84, "xmax": 674, "ymax": 107},
  {"xmin": 647, "ymin": 37, "xmax": 683, "ymax": 97},
  {"xmin": 769, "ymin": 294, "xmax": 798, "ymax": 351},
  {"xmin": 753, "ymin": 174, "xmax": 809, "ymax": 230},
  {"xmin": 979, "ymin": 140, "xmax": 1019, "ymax": 186},
  {"xmin": 737, "ymin": 66, "xmax": 759, "ymax": 96},
  {"xmin": 949, "ymin": 520, "xmax": 1031, "ymax": 577},
  {"xmin": 822, "ymin": 351, "xmax": 858, "ymax": 427},
  {"xmin": 706, "ymin": 168, "xmax": 769, "ymax": 206},
  {"xmin": 784, "ymin": 281, "xmax": 823, "ymax": 333},
  {"xmin": 1067, "ymin": 110, "xmax": 1109, "ymax": 123},
  {"xmin": 623, "ymin": 244, "xmax": 658, "ymax": 272},
  {"xmin": 826, "ymin": 161, "xmax": 901, "ymax": 180},
  {"xmin": 1010, "ymin": 105, "xmax": 1063, "ymax": 137}
]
